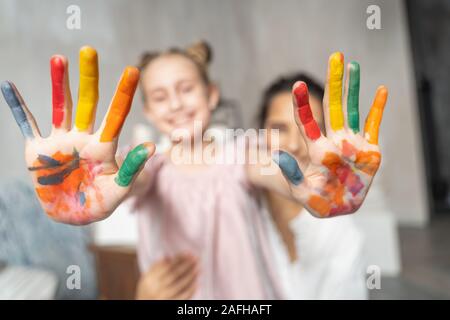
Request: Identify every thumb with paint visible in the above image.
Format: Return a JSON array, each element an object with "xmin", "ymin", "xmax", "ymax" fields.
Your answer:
[{"xmin": 114, "ymin": 142, "xmax": 156, "ymax": 189}]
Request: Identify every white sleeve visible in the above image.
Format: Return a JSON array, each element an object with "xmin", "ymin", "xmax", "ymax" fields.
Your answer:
[{"xmin": 290, "ymin": 214, "xmax": 368, "ymax": 300}]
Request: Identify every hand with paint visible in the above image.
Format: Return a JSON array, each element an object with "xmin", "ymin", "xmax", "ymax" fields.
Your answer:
[
  {"xmin": 273, "ymin": 52, "xmax": 388, "ymax": 218},
  {"xmin": 1, "ymin": 46, "xmax": 155, "ymax": 225}
]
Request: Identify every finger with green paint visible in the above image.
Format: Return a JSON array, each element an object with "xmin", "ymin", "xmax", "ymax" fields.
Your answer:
[
  {"xmin": 114, "ymin": 143, "xmax": 156, "ymax": 187},
  {"xmin": 343, "ymin": 61, "xmax": 360, "ymax": 133}
]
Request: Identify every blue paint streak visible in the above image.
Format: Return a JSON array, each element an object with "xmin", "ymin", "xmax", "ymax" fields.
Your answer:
[
  {"xmin": 38, "ymin": 155, "xmax": 62, "ymax": 167},
  {"xmin": 79, "ymin": 192, "xmax": 86, "ymax": 206},
  {"xmin": 36, "ymin": 152, "xmax": 80, "ymax": 186},
  {"xmin": 272, "ymin": 150, "xmax": 304, "ymax": 185},
  {"xmin": 1, "ymin": 81, "xmax": 34, "ymax": 139}
]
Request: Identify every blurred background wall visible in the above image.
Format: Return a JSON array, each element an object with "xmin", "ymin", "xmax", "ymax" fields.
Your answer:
[{"xmin": 0, "ymin": 0, "xmax": 427, "ymax": 226}]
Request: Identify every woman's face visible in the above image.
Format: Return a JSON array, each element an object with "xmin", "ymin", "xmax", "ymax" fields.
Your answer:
[
  {"xmin": 264, "ymin": 91, "xmax": 324, "ymax": 167},
  {"xmin": 140, "ymin": 54, "xmax": 219, "ymax": 139}
]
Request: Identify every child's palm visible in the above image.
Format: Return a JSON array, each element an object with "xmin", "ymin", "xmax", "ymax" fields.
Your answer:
[{"xmin": 2, "ymin": 47, "xmax": 155, "ymax": 225}]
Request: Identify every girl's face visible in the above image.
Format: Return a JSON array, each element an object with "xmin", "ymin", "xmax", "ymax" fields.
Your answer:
[
  {"xmin": 141, "ymin": 54, "xmax": 219, "ymax": 139},
  {"xmin": 264, "ymin": 91, "xmax": 324, "ymax": 167}
]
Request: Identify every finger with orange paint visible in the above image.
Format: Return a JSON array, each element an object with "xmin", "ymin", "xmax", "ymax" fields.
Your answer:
[
  {"xmin": 364, "ymin": 86, "xmax": 388, "ymax": 144},
  {"xmin": 75, "ymin": 46, "xmax": 99, "ymax": 132},
  {"xmin": 51, "ymin": 55, "xmax": 73, "ymax": 132},
  {"xmin": 99, "ymin": 66, "xmax": 140, "ymax": 142},
  {"xmin": 323, "ymin": 52, "xmax": 345, "ymax": 134}
]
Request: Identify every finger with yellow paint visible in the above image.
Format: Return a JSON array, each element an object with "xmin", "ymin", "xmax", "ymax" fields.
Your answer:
[
  {"xmin": 323, "ymin": 52, "xmax": 345, "ymax": 134},
  {"xmin": 75, "ymin": 46, "xmax": 99, "ymax": 132},
  {"xmin": 99, "ymin": 66, "xmax": 140, "ymax": 142},
  {"xmin": 364, "ymin": 86, "xmax": 388, "ymax": 144}
]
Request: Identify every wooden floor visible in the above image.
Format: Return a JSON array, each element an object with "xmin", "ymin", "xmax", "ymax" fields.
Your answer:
[{"xmin": 370, "ymin": 216, "xmax": 450, "ymax": 299}]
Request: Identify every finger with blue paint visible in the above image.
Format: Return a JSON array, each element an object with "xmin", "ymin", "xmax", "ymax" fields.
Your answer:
[
  {"xmin": 1, "ymin": 81, "xmax": 41, "ymax": 140},
  {"xmin": 272, "ymin": 150, "xmax": 304, "ymax": 186}
]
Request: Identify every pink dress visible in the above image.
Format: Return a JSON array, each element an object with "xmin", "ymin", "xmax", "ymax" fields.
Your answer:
[{"xmin": 129, "ymin": 142, "xmax": 284, "ymax": 299}]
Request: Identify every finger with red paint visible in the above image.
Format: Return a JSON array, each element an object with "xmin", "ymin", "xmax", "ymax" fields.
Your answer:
[
  {"xmin": 291, "ymin": 81, "xmax": 324, "ymax": 145},
  {"xmin": 50, "ymin": 55, "xmax": 73, "ymax": 133}
]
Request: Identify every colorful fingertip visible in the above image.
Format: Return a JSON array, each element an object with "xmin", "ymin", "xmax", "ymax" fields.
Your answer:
[
  {"xmin": 347, "ymin": 62, "xmax": 360, "ymax": 133},
  {"xmin": 294, "ymin": 82, "xmax": 321, "ymax": 140},
  {"xmin": 1, "ymin": 81, "xmax": 34, "ymax": 139},
  {"xmin": 75, "ymin": 46, "xmax": 99, "ymax": 131},
  {"xmin": 100, "ymin": 66, "xmax": 139, "ymax": 142},
  {"xmin": 328, "ymin": 52, "xmax": 345, "ymax": 131},
  {"xmin": 115, "ymin": 143, "xmax": 151, "ymax": 187},
  {"xmin": 365, "ymin": 86, "xmax": 388, "ymax": 144},
  {"xmin": 273, "ymin": 150, "xmax": 304, "ymax": 185},
  {"xmin": 51, "ymin": 56, "xmax": 66, "ymax": 128}
]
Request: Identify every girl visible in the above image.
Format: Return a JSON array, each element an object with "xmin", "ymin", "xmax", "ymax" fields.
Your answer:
[{"xmin": 1, "ymin": 43, "xmax": 388, "ymax": 299}]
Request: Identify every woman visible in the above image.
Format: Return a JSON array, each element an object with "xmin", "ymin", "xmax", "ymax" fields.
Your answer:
[{"xmin": 258, "ymin": 73, "xmax": 368, "ymax": 299}]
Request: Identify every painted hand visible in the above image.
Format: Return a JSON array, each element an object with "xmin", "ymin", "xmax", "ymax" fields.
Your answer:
[
  {"xmin": 1, "ymin": 46, "xmax": 155, "ymax": 225},
  {"xmin": 273, "ymin": 52, "xmax": 388, "ymax": 218}
]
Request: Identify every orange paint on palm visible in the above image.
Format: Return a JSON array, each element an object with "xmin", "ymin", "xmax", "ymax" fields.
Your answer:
[
  {"xmin": 355, "ymin": 150, "xmax": 381, "ymax": 176},
  {"xmin": 324, "ymin": 178, "xmax": 337, "ymax": 195},
  {"xmin": 31, "ymin": 150, "xmax": 102, "ymax": 217},
  {"xmin": 321, "ymin": 152, "xmax": 344, "ymax": 175},
  {"xmin": 308, "ymin": 195, "xmax": 331, "ymax": 217},
  {"xmin": 100, "ymin": 67, "xmax": 139, "ymax": 142}
]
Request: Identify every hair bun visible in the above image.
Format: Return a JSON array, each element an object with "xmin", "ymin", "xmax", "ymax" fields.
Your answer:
[{"xmin": 186, "ymin": 40, "xmax": 213, "ymax": 67}]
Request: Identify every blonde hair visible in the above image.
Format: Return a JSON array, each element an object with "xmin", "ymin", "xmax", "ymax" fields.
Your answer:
[{"xmin": 138, "ymin": 40, "xmax": 213, "ymax": 85}]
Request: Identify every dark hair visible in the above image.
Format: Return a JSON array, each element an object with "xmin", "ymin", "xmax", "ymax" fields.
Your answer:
[{"xmin": 257, "ymin": 72, "xmax": 324, "ymax": 128}]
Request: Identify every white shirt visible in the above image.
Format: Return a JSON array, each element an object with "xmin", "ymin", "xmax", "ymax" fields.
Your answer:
[{"xmin": 263, "ymin": 205, "xmax": 368, "ymax": 300}]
